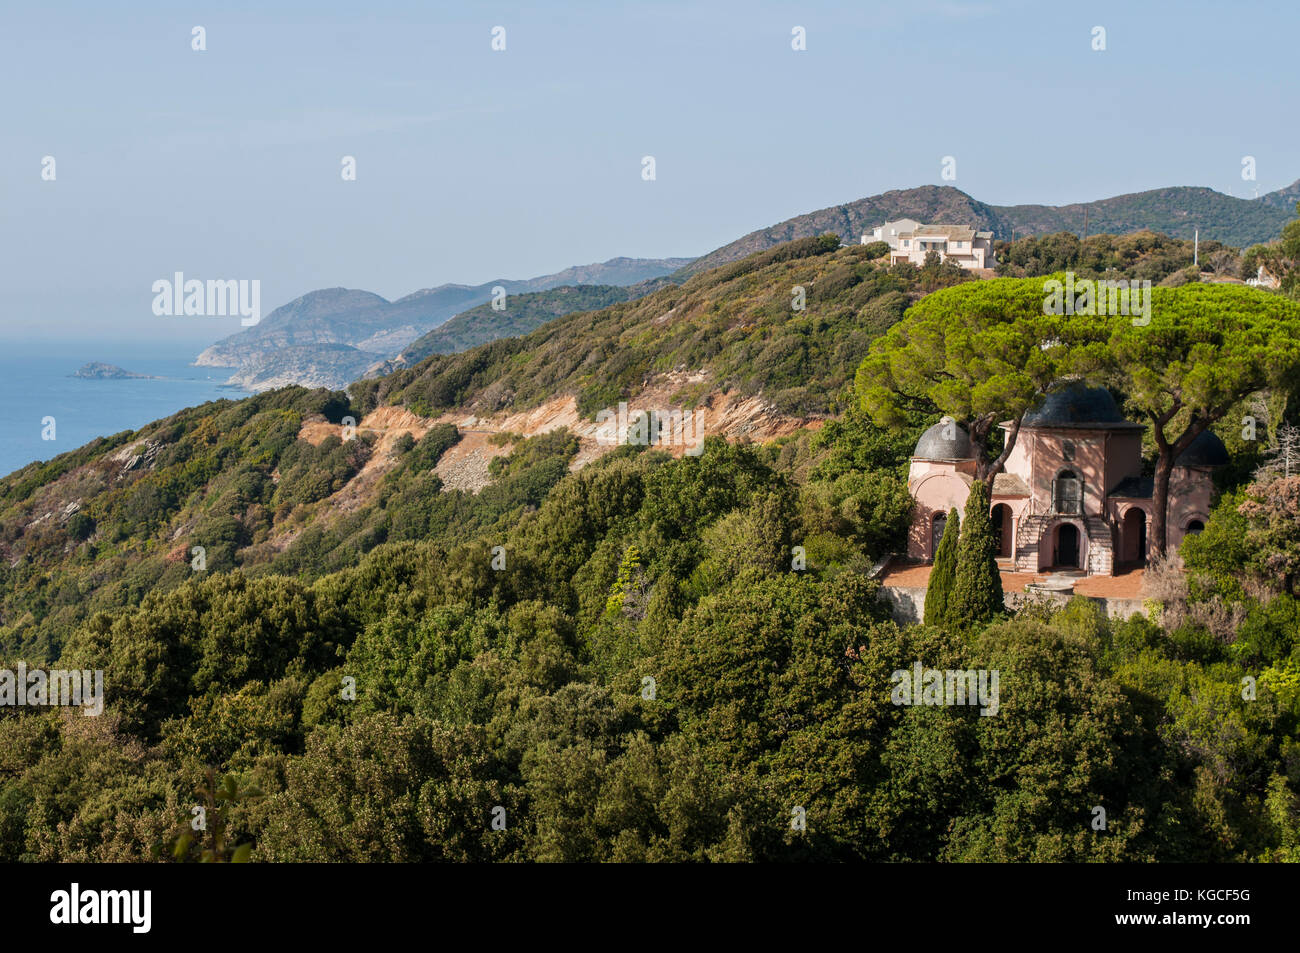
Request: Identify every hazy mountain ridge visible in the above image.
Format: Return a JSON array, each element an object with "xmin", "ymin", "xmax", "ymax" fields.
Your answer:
[
  {"xmin": 1260, "ymin": 178, "xmax": 1300, "ymax": 210},
  {"xmin": 194, "ymin": 257, "xmax": 694, "ymax": 390},
  {"xmin": 192, "ymin": 180, "xmax": 1297, "ymax": 394},
  {"xmin": 681, "ymin": 181, "xmax": 1300, "ymax": 277},
  {"xmin": 375, "ymin": 182, "xmax": 1299, "ymax": 374}
]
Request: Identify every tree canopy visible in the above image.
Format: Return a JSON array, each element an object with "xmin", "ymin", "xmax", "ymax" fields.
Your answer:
[
  {"xmin": 1102, "ymin": 283, "xmax": 1300, "ymax": 555},
  {"xmin": 855, "ymin": 277, "xmax": 1108, "ymax": 480}
]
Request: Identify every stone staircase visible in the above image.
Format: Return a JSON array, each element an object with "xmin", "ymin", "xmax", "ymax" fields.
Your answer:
[
  {"xmin": 1013, "ymin": 512, "xmax": 1115, "ymax": 574},
  {"xmin": 1013, "ymin": 514, "xmax": 1052, "ymax": 572},
  {"xmin": 1084, "ymin": 515, "xmax": 1114, "ymax": 575}
]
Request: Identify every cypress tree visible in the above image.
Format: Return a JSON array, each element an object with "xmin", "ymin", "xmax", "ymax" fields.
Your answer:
[
  {"xmin": 949, "ymin": 481, "xmax": 1004, "ymax": 626},
  {"xmin": 923, "ymin": 507, "xmax": 961, "ymax": 626}
]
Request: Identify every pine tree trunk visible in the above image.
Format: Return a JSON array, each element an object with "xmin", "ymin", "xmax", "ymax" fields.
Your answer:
[
  {"xmin": 975, "ymin": 416, "xmax": 1022, "ymax": 483},
  {"xmin": 1150, "ymin": 416, "xmax": 1213, "ymax": 561},
  {"xmin": 1149, "ymin": 452, "xmax": 1172, "ymax": 560}
]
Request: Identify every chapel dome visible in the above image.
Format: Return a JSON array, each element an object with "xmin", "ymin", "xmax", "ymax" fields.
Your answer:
[
  {"xmin": 913, "ymin": 419, "xmax": 974, "ymax": 460},
  {"xmin": 1022, "ymin": 384, "xmax": 1136, "ymax": 429},
  {"xmin": 1175, "ymin": 430, "xmax": 1230, "ymax": 467}
]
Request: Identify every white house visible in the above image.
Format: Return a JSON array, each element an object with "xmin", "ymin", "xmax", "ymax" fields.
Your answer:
[
  {"xmin": 863, "ymin": 219, "xmax": 923, "ymax": 250},
  {"xmin": 1246, "ymin": 264, "xmax": 1281, "ymax": 290},
  {"xmin": 888, "ymin": 224, "xmax": 994, "ymax": 271}
]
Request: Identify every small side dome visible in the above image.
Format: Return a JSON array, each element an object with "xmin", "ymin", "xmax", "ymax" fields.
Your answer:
[
  {"xmin": 1176, "ymin": 430, "xmax": 1229, "ymax": 467},
  {"xmin": 913, "ymin": 419, "xmax": 974, "ymax": 460}
]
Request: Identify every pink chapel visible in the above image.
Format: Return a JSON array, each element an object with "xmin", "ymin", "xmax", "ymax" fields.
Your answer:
[{"xmin": 906, "ymin": 384, "xmax": 1228, "ymax": 573}]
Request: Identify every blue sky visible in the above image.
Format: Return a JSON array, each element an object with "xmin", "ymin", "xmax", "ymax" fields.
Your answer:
[{"xmin": 3, "ymin": 0, "xmax": 1297, "ymax": 341}]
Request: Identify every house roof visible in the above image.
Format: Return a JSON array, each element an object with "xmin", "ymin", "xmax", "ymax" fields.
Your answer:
[
  {"xmin": 912, "ymin": 224, "xmax": 977, "ymax": 241},
  {"xmin": 1111, "ymin": 475, "xmax": 1154, "ymax": 498},
  {"xmin": 992, "ymin": 473, "xmax": 1030, "ymax": 497},
  {"xmin": 877, "ymin": 218, "xmax": 922, "ymax": 231}
]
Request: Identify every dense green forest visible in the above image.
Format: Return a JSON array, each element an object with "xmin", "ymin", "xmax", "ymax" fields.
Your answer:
[
  {"xmin": 994, "ymin": 229, "xmax": 1234, "ymax": 282},
  {"xmin": 2, "ymin": 227, "xmax": 1300, "ymax": 862}
]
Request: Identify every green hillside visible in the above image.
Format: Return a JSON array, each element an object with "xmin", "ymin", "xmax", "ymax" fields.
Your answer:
[
  {"xmin": 365, "ymin": 235, "xmax": 964, "ymax": 421},
  {"xmin": 397, "ymin": 284, "xmax": 641, "ymax": 365},
  {"xmin": 4, "ymin": 234, "xmax": 937, "ymax": 662},
  {"xmin": 2, "ymin": 234, "xmax": 1299, "ymax": 863}
]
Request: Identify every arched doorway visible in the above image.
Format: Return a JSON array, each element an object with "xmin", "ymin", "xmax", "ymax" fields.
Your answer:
[
  {"xmin": 931, "ymin": 511, "xmax": 948, "ymax": 559},
  {"xmin": 991, "ymin": 503, "xmax": 1012, "ymax": 558},
  {"xmin": 1055, "ymin": 523, "xmax": 1080, "ymax": 568},
  {"xmin": 1186, "ymin": 519, "xmax": 1205, "ymax": 536},
  {"xmin": 1123, "ymin": 508, "xmax": 1147, "ymax": 564}
]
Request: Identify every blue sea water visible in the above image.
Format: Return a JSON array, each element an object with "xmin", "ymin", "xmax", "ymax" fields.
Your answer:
[{"xmin": 0, "ymin": 338, "xmax": 248, "ymax": 479}]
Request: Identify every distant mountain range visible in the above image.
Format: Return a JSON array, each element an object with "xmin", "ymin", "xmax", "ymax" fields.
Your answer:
[
  {"xmin": 196, "ymin": 180, "xmax": 1299, "ymax": 391},
  {"xmin": 391, "ymin": 279, "xmax": 677, "ymax": 369},
  {"xmin": 678, "ymin": 181, "xmax": 1300, "ymax": 277},
  {"xmin": 194, "ymin": 257, "xmax": 693, "ymax": 391}
]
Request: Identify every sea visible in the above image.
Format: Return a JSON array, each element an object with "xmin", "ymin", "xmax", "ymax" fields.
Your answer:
[{"xmin": 0, "ymin": 337, "xmax": 249, "ymax": 479}]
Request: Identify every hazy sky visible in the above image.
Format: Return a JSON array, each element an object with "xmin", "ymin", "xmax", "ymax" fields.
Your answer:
[{"xmin": 3, "ymin": 0, "xmax": 1297, "ymax": 342}]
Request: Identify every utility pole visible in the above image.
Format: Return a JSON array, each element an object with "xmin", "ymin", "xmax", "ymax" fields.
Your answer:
[
  {"xmin": 1194, "ymin": 228, "xmax": 1199, "ymax": 267},
  {"xmin": 1081, "ymin": 207, "xmax": 1089, "ymax": 241}
]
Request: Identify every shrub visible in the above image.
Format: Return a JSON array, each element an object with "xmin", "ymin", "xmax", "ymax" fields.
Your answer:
[
  {"xmin": 924, "ymin": 507, "xmax": 960, "ymax": 626},
  {"xmin": 949, "ymin": 482, "xmax": 1003, "ymax": 627}
]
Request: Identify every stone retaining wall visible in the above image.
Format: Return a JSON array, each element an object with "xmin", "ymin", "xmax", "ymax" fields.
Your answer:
[{"xmin": 879, "ymin": 585, "xmax": 1147, "ymax": 626}]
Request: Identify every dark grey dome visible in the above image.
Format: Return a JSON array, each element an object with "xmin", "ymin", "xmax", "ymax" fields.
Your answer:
[
  {"xmin": 913, "ymin": 419, "xmax": 974, "ymax": 460},
  {"xmin": 1176, "ymin": 430, "xmax": 1229, "ymax": 467},
  {"xmin": 1022, "ymin": 384, "xmax": 1137, "ymax": 430}
]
